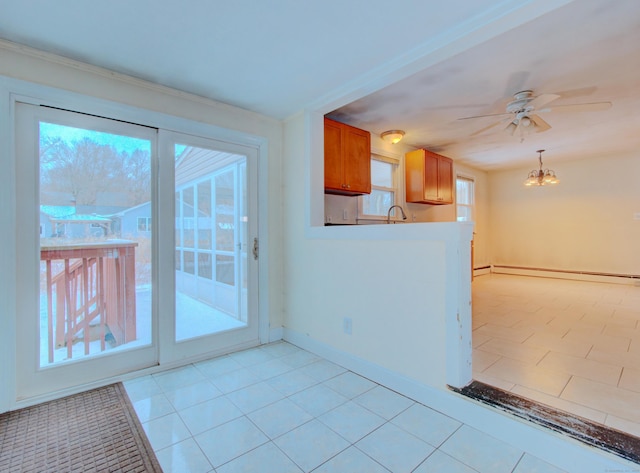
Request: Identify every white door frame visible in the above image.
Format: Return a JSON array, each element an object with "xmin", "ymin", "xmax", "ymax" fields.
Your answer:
[{"xmin": 2, "ymin": 77, "xmax": 270, "ymax": 409}]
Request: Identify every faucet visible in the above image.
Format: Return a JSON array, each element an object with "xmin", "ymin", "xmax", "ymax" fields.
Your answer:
[{"xmin": 387, "ymin": 205, "xmax": 408, "ymax": 224}]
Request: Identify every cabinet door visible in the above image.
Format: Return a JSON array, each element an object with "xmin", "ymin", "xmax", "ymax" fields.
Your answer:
[
  {"xmin": 324, "ymin": 118, "xmax": 344, "ymax": 191},
  {"xmin": 423, "ymin": 152, "xmax": 439, "ymax": 202},
  {"xmin": 437, "ymin": 156, "xmax": 453, "ymax": 203},
  {"xmin": 343, "ymin": 125, "xmax": 371, "ymax": 194}
]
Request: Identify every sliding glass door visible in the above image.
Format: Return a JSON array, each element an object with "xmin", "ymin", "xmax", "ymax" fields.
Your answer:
[{"xmin": 14, "ymin": 104, "xmax": 260, "ymax": 400}]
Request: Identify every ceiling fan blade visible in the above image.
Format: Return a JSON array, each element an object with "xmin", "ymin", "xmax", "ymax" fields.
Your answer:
[
  {"xmin": 530, "ymin": 114, "xmax": 551, "ymax": 132},
  {"xmin": 457, "ymin": 112, "xmax": 512, "ymax": 121},
  {"xmin": 471, "ymin": 118, "xmax": 511, "ymax": 136},
  {"xmin": 540, "ymin": 101, "xmax": 612, "ymax": 113},
  {"xmin": 527, "ymin": 93, "xmax": 560, "ymax": 110},
  {"xmin": 503, "ymin": 119, "xmax": 518, "ymax": 136}
]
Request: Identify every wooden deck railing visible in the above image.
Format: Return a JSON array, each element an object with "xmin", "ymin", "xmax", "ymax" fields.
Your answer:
[{"xmin": 41, "ymin": 240, "xmax": 138, "ymax": 363}]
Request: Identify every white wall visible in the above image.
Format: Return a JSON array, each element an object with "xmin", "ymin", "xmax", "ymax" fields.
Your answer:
[{"xmin": 488, "ymin": 151, "xmax": 640, "ymax": 275}]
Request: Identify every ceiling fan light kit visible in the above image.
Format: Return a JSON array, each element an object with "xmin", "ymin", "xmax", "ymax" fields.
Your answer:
[{"xmin": 524, "ymin": 149, "xmax": 559, "ymax": 186}]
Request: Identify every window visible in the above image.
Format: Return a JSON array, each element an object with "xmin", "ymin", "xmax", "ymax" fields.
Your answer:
[
  {"xmin": 360, "ymin": 155, "xmax": 400, "ymax": 218},
  {"xmin": 456, "ymin": 176, "xmax": 475, "ymax": 222},
  {"xmin": 137, "ymin": 216, "xmax": 152, "ymax": 232}
]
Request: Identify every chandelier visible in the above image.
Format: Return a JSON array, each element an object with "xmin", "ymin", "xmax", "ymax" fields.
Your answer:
[{"xmin": 524, "ymin": 149, "xmax": 559, "ymax": 186}]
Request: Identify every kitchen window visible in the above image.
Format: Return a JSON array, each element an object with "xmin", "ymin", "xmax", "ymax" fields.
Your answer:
[
  {"xmin": 456, "ymin": 176, "xmax": 474, "ymax": 222},
  {"xmin": 359, "ymin": 154, "xmax": 400, "ymax": 219}
]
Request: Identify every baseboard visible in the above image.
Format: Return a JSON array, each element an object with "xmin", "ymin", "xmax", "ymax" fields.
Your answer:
[
  {"xmin": 269, "ymin": 326, "xmax": 284, "ymax": 343},
  {"xmin": 282, "ymin": 328, "xmax": 636, "ymax": 472},
  {"xmin": 491, "ymin": 265, "xmax": 640, "ymax": 286},
  {"xmin": 473, "ymin": 266, "xmax": 491, "ymax": 277}
]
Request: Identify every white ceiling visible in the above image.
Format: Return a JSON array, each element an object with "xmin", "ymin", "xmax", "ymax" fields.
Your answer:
[{"xmin": 1, "ymin": 0, "xmax": 638, "ymax": 171}]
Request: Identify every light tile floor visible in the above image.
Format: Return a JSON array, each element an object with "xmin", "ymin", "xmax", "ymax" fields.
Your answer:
[
  {"xmin": 473, "ymin": 273, "xmax": 640, "ymax": 437},
  {"xmin": 124, "ymin": 341, "xmax": 568, "ymax": 473}
]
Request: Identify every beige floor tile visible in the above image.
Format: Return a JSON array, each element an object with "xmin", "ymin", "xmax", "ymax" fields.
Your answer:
[
  {"xmin": 591, "ymin": 333, "xmax": 632, "ymax": 354},
  {"xmin": 510, "ymin": 385, "xmax": 607, "ymax": 425},
  {"xmin": 517, "ymin": 301, "xmax": 544, "ymax": 313},
  {"xmin": 473, "ymin": 372, "xmax": 516, "ymax": 392},
  {"xmin": 473, "ymin": 324, "xmax": 534, "ymax": 344},
  {"xmin": 472, "ymin": 349, "xmax": 500, "ymax": 372},
  {"xmin": 619, "ymin": 306, "xmax": 640, "ymax": 318},
  {"xmin": 474, "ymin": 305, "xmax": 513, "ymax": 317},
  {"xmin": 560, "ymin": 377, "xmax": 640, "ymax": 424},
  {"xmin": 605, "ymin": 415, "xmax": 640, "ymax": 438},
  {"xmin": 476, "ymin": 338, "xmax": 548, "ymax": 365},
  {"xmin": 578, "ymin": 314, "xmax": 609, "ymax": 330},
  {"xmin": 586, "ymin": 346, "xmax": 640, "ymax": 371},
  {"xmin": 591, "ymin": 303, "xmax": 622, "ymax": 318},
  {"xmin": 567, "ymin": 302, "xmax": 597, "ymax": 313},
  {"xmin": 603, "ymin": 320, "xmax": 638, "ymax": 336},
  {"xmin": 483, "ymin": 311, "xmax": 528, "ymax": 328},
  {"xmin": 472, "ymin": 331, "xmax": 492, "ymax": 348},
  {"xmin": 482, "ymin": 358, "xmax": 570, "ymax": 397},
  {"xmin": 619, "ymin": 367, "xmax": 640, "ymax": 393},
  {"xmin": 537, "ymin": 351, "xmax": 622, "ymax": 386},
  {"xmin": 524, "ymin": 332, "xmax": 592, "ymax": 358},
  {"xmin": 563, "ymin": 330, "xmax": 631, "ymax": 355},
  {"xmin": 554, "ymin": 323, "xmax": 603, "ymax": 337},
  {"xmin": 511, "ymin": 320, "xmax": 562, "ymax": 335}
]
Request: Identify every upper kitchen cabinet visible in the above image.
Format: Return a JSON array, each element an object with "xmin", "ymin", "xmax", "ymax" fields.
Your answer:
[
  {"xmin": 324, "ymin": 117, "xmax": 371, "ymax": 195},
  {"xmin": 405, "ymin": 149, "xmax": 453, "ymax": 204}
]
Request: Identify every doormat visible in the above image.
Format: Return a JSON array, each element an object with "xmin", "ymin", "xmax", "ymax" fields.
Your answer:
[
  {"xmin": 452, "ymin": 380, "xmax": 640, "ymax": 465},
  {"xmin": 0, "ymin": 383, "xmax": 162, "ymax": 472}
]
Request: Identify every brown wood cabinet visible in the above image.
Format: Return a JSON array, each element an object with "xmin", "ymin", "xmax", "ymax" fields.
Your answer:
[
  {"xmin": 405, "ymin": 149, "xmax": 453, "ymax": 204},
  {"xmin": 324, "ymin": 117, "xmax": 371, "ymax": 195}
]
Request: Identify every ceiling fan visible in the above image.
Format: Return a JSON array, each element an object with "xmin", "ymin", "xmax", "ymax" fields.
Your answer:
[{"xmin": 458, "ymin": 90, "xmax": 611, "ymax": 137}]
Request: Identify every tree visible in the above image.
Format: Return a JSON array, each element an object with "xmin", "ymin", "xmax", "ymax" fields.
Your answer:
[{"xmin": 40, "ymin": 137, "xmax": 151, "ymax": 208}]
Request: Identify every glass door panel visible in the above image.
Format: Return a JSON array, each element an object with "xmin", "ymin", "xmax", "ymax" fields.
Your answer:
[
  {"xmin": 174, "ymin": 145, "xmax": 248, "ymax": 341},
  {"xmin": 15, "ymin": 103, "xmax": 158, "ymax": 399}
]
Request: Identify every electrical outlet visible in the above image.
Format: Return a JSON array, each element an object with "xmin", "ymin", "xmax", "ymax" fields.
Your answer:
[
  {"xmin": 343, "ymin": 209, "xmax": 348, "ymax": 220},
  {"xmin": 343, "ymin": 317, "xmax": 352, "ymax": 335},
  {"xmin": 634, "ymin": 212, "xmax": 640, "ymax": 221}
]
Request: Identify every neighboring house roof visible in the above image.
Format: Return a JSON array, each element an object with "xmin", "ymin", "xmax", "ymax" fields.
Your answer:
[
  {"xmin": 75, "ymin": 204, "xmax": 130, "ymax": 216},
  {"xmin": 112, "ymin": 201, "xmax": 151, "ymax": 217},
  {"xmin": 40, "ymin": 205, "xmax": 76, "ymax": 218},
  {"xmin": 40, "ymin": 205, "xmax": 111, "ymax": 223},
  {"xmin": 175, "ymin": 146, "xmax": 242, "ymax": 187},
  {"xmin": 53, "ymin": 214, "xmax": 112, "ymax": 223}
]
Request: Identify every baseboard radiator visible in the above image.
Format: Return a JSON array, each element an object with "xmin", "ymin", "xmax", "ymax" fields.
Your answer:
[{"xmin": 486, "ymin": 265, "xmax": 640, "ymax": 285}]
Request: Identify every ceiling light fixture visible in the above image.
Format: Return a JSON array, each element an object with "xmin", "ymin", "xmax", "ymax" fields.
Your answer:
[
  {"xmin": 524, "ymin": 149, "xmax": 559, "ymax": 186},
  {"xmin": 381, "ymin": 130, "xmax": 405, "ymax": 144}
]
